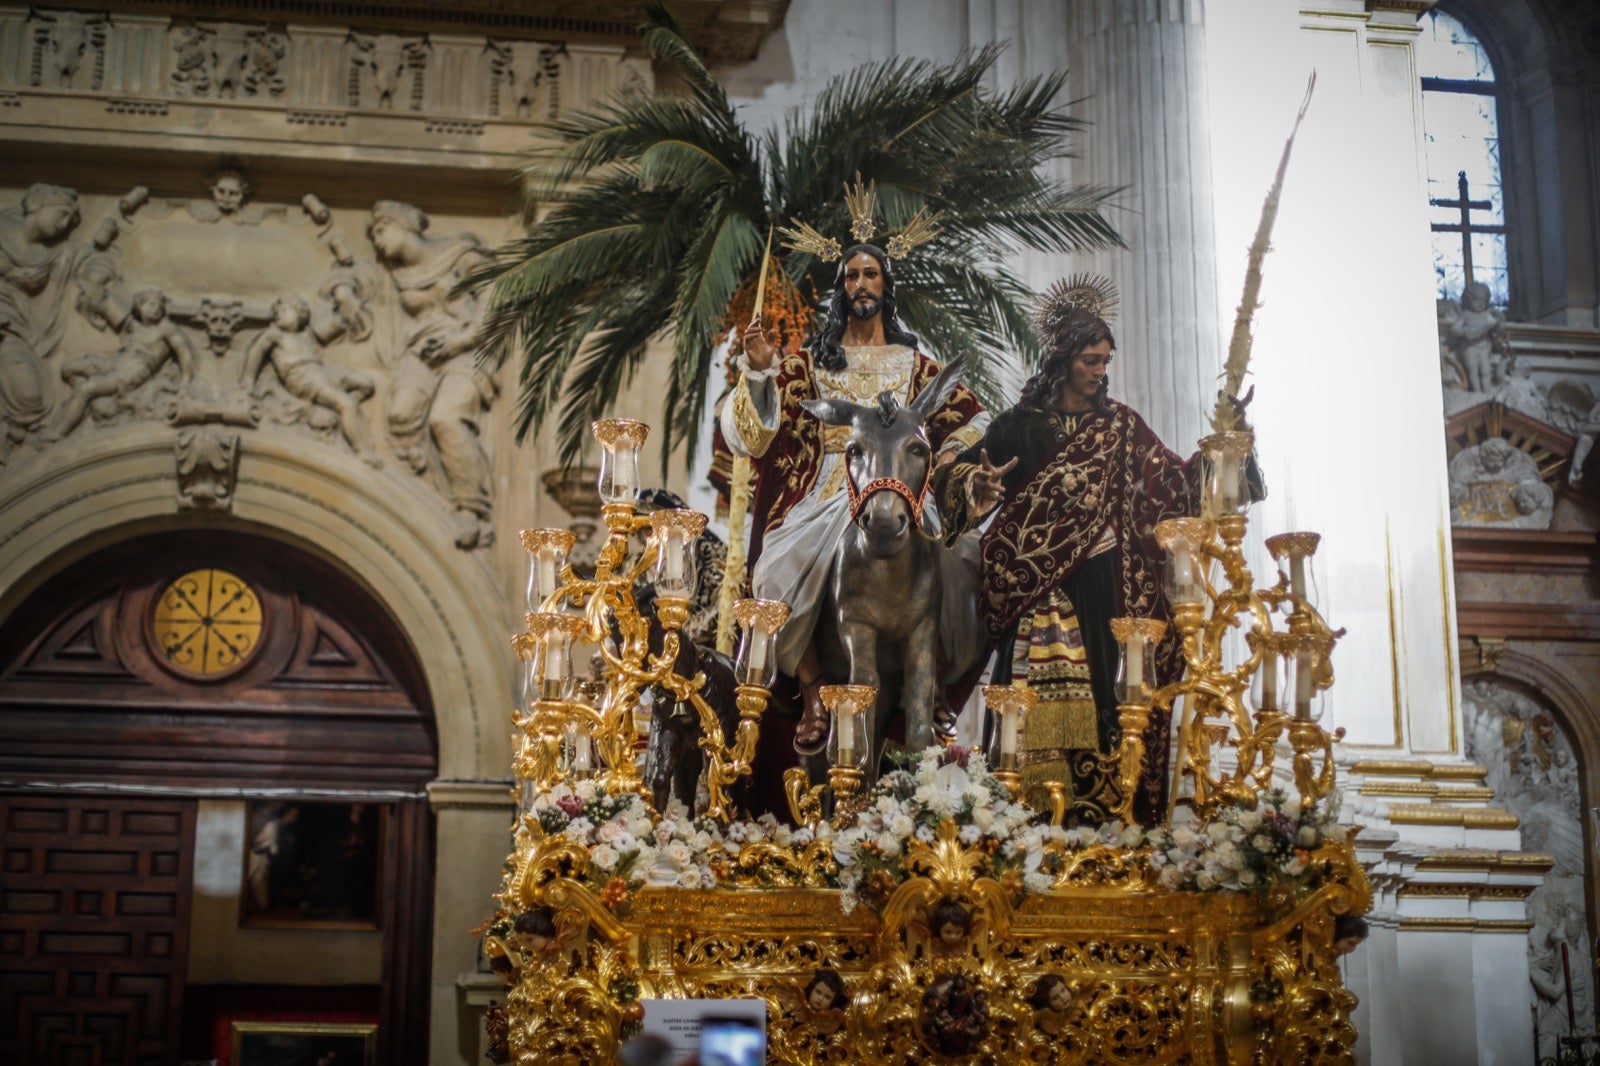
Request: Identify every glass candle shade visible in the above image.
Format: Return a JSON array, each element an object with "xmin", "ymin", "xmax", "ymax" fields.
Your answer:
[
  {"xmin": 983, "ymin": 680, "xmax": 1039, "ymax": 771},
  {"xmin": 592, "ymin": 418, "xmax": 648, "ymax": 506},
  {"xmin": 733, "ymin": 598, "xmax": 791, "ymax": 688},
  {"xmin": 521, "ymin": 528, "xmax": 578, "ymax": 611},
  {"xmin": 1265, "ymin": 531, "xmax": 1322, "ymax": 611},
  {"xmin": 1248, "ymin": 630, "xmax": 1287, "ymax": 714},
  {"xmin": 650, "ymin": 509, "xmax": 708, "ymax": 599},
  {"xmin": 820, "ymin": 684, "xmax": 875, "ymax": 772},
  {"xmin": 1110, "ymin": 617, "xmax": 1168, "ymax": 705},
  {"xmin": 1284, "ymin": 632, "xmax": 1333, "ymax": 721},
  {"xmin": 1154, "ymin": 517, "xmax": 1209, "ymax": 606},
  {"xmin": 527, "ymin": 612, "xmax": 585, "ymax": 702},
  {"xmin": 1199, "ymin": 430, "xmax": 1254, "ymax": 516}
]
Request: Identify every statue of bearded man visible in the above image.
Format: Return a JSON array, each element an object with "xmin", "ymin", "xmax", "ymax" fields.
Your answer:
[{"xmin": 717, "ymin": 243, "xmax": 989, "ymax": 754}]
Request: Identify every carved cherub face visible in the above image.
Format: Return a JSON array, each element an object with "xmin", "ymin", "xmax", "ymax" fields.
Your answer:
[
  {"xmin": 211, "ymin": 173, "xmax": 247, "ymax": 214},
  {"xmin": 1048, "ymin": 981, "xmax": 1073, "ymax": 1012},
  {"xmin": 272, "ymin": 297, "xmax": 310, "ymax": 331},
  {"xmin": 1479, "ymin": 438, "xmax": 1515, "ymax": 473},
  {"xmin": 808, "ymin": 982, "xmax": 837, "ymax": 1011},
  {"xmin": 133, "ymin": 290, "xmax": 166, "ymax": 323},
  {"xmin": 1462, "ymin": 282, "xmax": 1491, "ymax": 312},
  {"xmin": 938, "ymin": 920, "xmax": 967, "ymax": 946}
]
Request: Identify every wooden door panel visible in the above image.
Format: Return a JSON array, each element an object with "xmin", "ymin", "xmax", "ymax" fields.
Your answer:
[{"xmin": 0, "ymin": 795, "xmax": 194, "ymax": 1066}]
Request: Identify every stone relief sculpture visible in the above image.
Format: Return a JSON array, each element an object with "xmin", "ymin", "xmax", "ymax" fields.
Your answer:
[
  {"xmin": 170, "ymin": 25, "xmax": 289, "ymax": 102},
  {"xmin": 1447, "ymin": 436, "xmax": 1553, "ymax": 528},
  {"xmin": 47, "ymin": 289, "xmax": 197, "ymax": 439},
  {"xmin": 1463, "ymin": 678, "xmax": 1591, "ymax": 1059},
  {"xmin": 241, "ymin": 294, "xmax": 380, "ymax": 465},
  {"xmin": 486, "ymin": 40, "xmax": 566, "ymax": 119},
  {"xmin": 349, "ymin": 33, "xmax": 429, "ymax": 111},
  {"xmin": 367, "ymin": 200, "xmax": 498, "ymax": 548},
  {"xmin": 28, "ymin": 9, "xmax": 108, "ymax": 90},
  {"xmin": 0, "ymin": 182, "xmax": 129, "ymax": 459}
]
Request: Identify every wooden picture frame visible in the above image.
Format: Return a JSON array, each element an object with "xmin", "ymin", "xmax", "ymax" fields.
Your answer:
[
  {"xmin": 240, "ymin": 800, "xmax": 384, "ymax": 929},
  {"xmin": 229, "ymin": 1020, "xmax": 377, "ymax": 1066}
]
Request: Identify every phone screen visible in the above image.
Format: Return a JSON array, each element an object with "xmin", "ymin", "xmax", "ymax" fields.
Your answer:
[{"xmin": 697, "ymin": 1016, "xmax": 766, "ymax": 1066}]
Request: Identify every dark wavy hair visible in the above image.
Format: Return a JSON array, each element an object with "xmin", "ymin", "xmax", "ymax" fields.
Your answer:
[
  {"xmin": 805, "ymin": 244, "xmax": 920, "ymax": 372},
  {"xmin": 1019, "ymin": 306, "xmax": 1115, "ymax": 413}
]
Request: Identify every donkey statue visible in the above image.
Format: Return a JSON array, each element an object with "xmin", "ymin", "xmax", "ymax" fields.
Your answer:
[{"xmin": 799, "ymin": 356, "xmax": 970, "ymax": 766}]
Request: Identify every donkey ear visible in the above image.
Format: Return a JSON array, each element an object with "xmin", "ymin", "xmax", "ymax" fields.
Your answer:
[
  {"xmin": 800, "ymin": 397, "xmax": 860, "ymax": 427},
  {"xmin": 910, "ymin": 354, "xmax": 968, "ymax": 419}
]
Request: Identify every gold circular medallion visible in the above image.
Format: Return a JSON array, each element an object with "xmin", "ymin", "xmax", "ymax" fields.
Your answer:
[{"xmin": 150, "ymin": 568, "xmax": 264, "ymax": 679}]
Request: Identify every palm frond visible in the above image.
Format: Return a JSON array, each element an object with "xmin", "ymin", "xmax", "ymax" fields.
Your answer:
[{"xmin": 471, "ymin": 17, "xmax": 1124, "ymax": 468}]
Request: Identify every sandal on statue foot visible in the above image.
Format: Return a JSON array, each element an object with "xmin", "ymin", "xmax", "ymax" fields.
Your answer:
[{"xmin": 793, "ymin": 681, "xmax": 829, "ymax": 756}]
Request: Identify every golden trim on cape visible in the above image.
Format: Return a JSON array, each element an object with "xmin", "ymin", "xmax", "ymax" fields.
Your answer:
[{"xmin": 729, "ymin": 372, "xmax": 777, "ymax": 459}]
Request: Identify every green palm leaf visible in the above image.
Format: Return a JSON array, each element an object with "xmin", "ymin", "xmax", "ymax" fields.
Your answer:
[{"xmin": 470, "ymin": 2, "xmax": 1125, "ymax": 470}]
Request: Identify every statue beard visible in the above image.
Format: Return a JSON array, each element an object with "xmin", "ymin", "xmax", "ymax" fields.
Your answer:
[{"xmin": 848, "ymin": 293, "xmax": 881, "ymax": 321}]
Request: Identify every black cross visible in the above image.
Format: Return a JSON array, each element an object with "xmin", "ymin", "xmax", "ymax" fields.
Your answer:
[{"xmin": 1430, "ymin": 170, "xmax": 1505, "ymax": 285}]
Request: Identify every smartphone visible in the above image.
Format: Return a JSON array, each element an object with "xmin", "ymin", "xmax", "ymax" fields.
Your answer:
[{"xmin": 697, "ymin": 1015, "xmax": 766, "ymax": 1066}]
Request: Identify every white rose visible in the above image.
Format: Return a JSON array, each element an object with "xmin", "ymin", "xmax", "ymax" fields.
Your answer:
[
  {"xmin": 1120, "ymin": 825, "xmax": 1144, "ymax": 848},
  {"xmin": 1251, "ymin": 833, "xmax": 1274, "ymax": 852},
  {"xmin": 890, "ymin": 814, "xmax": 915, "ymax": 838},
  {"xmin": 1171, "ymin": 826, "xmax": 1198, "ymax": 849},
  {"xmin": 1237, "ymin": 869, "xmax": 1258, "ymax": 886},
  {"xmin": 876, "ymin": 833, "xmax": 903, "ymax": 858},
  {"xmin": 676, "ymin": 867, "xmax": 703, "ymax": 888},
  {"xmin": 972, "ymin": 806, "xmax": 996, "ymax": 832},
  {"xmin": 597, "ymin": 821, "xmax": 621, "ymax": 844},
  {"xmin": 667, "ymin": 841, "xmax": 692, "ymax": 865},
  {"xmin": 591, "ymin": 844, "xmax": 619, "ymax": 870},
  {"xmin": 1297, "ymin": 826, "xmax": 1321, "ymax": 847},
  {"xmin": 1195, "ymin": 870, "xmax": 1216, "ymax": 890},
  {"xmin": 692, "ymin": 831, "xmax": 713, "ymax": 852},
  {"xmin": 1157, "ymin": 865, "xmax": 1185, "ymax": 889},
  {"xmin": 1238, "ymin": 809, "xmax": 1263, "ymax": 830}
]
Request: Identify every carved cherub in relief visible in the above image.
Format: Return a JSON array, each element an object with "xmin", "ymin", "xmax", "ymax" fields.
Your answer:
[
  {"xmin": 241, "ymin": 295, "xmax": 380, "ymax": 465},
  {"xmin": 776, "ymin": 968, "xmax": 849, "ymax": 1036},
  {"xmin": 910, "ymin": 899, "xmax": 984, "ymax": 960},
  {"xmin": 47, "ymin": 288, "xmax": 197, "ymax": 438},
  {"xmin": 1028, "ymin": 974, "xmax": 1077, "ymax": 1037}
]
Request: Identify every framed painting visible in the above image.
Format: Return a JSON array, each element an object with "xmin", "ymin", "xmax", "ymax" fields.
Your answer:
[
  {"xmin": 240, "ymin": 800, "xmax": 384, "ymax": 928},
  {"xmin": 229, "ymin": 1021, "xmax": 377, "ymax": 1066}
]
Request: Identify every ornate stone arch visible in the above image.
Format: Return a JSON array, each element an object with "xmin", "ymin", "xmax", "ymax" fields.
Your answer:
[{"xmin": 0, "ymin": 423, "xmax": 514, "ymax": 782}]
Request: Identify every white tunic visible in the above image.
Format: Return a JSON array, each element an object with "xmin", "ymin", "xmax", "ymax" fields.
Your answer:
[{"xmin": 718, "ymin": 344, "xmax": 989, "ymax": 678}]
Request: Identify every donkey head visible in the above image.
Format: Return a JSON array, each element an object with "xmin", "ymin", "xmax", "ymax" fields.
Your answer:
[{"xmin": 801, "ymin": 356, "xmax": 967, "ymax": 558}]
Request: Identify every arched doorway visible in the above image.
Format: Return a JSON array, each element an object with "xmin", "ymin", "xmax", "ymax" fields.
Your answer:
[{"xmin": 0, "ymin": 529, "xmax": 436, "ymax": 1065}]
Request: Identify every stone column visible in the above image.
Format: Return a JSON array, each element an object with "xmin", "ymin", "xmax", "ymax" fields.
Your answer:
[{"xmin": 1063, "ymin": 0, "xmax": 1222, "ymax": 452}]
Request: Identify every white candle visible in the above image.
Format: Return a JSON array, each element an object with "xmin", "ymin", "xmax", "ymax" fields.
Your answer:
[
  {"xmin": 1125, "ymin": 638, "xmax": 1145, "ymax": 695},
  {"xmin": 837, "ymin": 709, "xmax": 855, "ymax": 764},
  {"xmin": 614, "ymin": 453, "xmax": 637, "ymax": 497},
  {"xmin": 542, "ymin": 641, "xmax": 566, "ymax": 699},
  {"xmin": 1260, "ymin": 652, "xmax": 1278, "ymax": 710},
  {"xmin": 1289, "ymin": 556, "xmax": 1307, "ymax": 601},
  {"xmin": 1295, "ymin": 653, "xmax": 1313, "ymax": 718},
  {"xmin": 1000, "ymin": 710, "xmax": 1019, "ymax": 757},
  {"xmin": 1219, "ymin": 454, "xmax": 1241, "ymax": 510},
  {"xmin": 664, "ymin": 538, "xmax": 684, "ymax": 586},
  {"xmin": 573, "ymin": 732, "xmax": 592, "ymax": 772},
  {"xmin": 746, "ymin": 630, "xmax": 767, "ymax": 683},
  {"xmin": 537, "ymin": 548, "xmax": 557, "ymax": 601},
  {"xmin": 1171, "ymin": 545, "xmax": 1198, "ymax": 602}
]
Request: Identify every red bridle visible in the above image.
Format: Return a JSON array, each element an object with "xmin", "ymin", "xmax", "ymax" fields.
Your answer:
[{"xmin": 844, "ymin": 454, "xmax": 931, "ymax": 528}]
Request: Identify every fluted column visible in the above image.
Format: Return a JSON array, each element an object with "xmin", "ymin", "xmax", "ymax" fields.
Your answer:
[{"xmin": 1064, "ymin": 0, "xmax": 1221, "ymax": 452}]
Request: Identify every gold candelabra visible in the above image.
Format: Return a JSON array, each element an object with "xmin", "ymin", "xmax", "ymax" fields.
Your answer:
[
  {"xmin": 512, "ymin": 418, "xmax": 790, "ymax": 823},
  {"xmin": 1101, "ymin": 429, "xmax": 1346, "ymax": 823}
]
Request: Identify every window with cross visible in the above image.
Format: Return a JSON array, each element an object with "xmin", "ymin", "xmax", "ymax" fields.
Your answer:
[{"xmin": 1418, "ymin": 10, "xmax": 1508, "ymax": 309}]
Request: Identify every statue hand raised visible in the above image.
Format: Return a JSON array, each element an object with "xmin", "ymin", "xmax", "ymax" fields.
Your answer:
[
  {"xmin": 967, "ymin": 449, "xmax": 1017, "ymax": 516},
  {"xmin": 742, "ymin": 318, "xmax": 776, "ymax": 372}
]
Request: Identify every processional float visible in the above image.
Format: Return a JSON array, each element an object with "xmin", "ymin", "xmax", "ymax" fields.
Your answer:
[{"xmin": 480, "ymin": 74, "xmax": 1367, "ymax": 1066}]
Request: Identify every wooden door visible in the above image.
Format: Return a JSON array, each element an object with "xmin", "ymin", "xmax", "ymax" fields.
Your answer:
[{"xmin": 0, "ymin": 794, "xmax": 195, "ymax": 1066}]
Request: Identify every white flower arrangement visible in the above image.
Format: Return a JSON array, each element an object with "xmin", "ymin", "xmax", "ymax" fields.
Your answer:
[
  {"xmin": 1145, "ymin": 788, "xmax": 1347, "ymax": 896},
  {"xmin": 830, "ymin": 745, "xmax": 1048, "ymax": 914}
]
